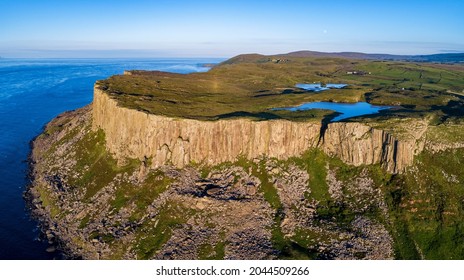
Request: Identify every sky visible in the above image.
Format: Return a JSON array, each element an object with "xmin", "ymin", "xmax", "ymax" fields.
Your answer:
[{"xmin": 1, "ymin": 0, "xmax": 463, "ymax": 58}]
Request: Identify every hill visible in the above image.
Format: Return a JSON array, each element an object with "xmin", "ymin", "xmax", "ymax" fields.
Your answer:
[
  {"xmin": 27, "ymin": 52, "xmax": 464, "ymax": 260},
  {"xmin": 283, "ymin": 50, "xmax": 464, "ymax": 63}
]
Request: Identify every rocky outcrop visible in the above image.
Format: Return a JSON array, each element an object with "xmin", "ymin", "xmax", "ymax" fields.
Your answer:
[
  {"xmin": 322, "ymin": 122, "xmax": 422, "ymax": 173},
  {"xmin": 93, "ymin": 87, "xmax": 321, "ymax": 168},
  {"xmin": 28, "ymin": 113, "xmax": 394, "ymax": 260},
  {"xmin": 92, "ymin": 86, "xmax": 424, "ymax": 173}
]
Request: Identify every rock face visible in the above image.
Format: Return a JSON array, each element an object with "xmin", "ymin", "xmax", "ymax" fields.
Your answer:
[
  {"xmin": 28, "ymin": 90, "xmax": 464, "ymax": 260},
  {"xmin": 93, "ymin": 86, "xmax": 424, "ymax": 173},
  {"xmin": 322, "ymin": 123, "xmax": 421, "ymax": 173},
  {"xmin": 93, "ymin": 87, "xmax": 321, "ymax": 168},
  {"xmin": 27, "ymin": 108, "xmax": 395, "ymax": 260}
]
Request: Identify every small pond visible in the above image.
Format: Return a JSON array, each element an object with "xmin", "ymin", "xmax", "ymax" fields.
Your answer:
[
  {"xmin": 274, "ymin": 101, "xmax": 392, "ymax": 122},
  {"xmin": 296, "ymin": 83, "xmax": 347, "ymax": 92}
]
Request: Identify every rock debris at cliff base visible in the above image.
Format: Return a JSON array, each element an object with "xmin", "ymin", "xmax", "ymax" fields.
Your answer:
[
  {"xmin": 26, "ymin": 53, "xmax": 464, "ymax": 260},
  {"xmin": 28, "ymin": 107, "xmax": 401, "ymax": 259},
  {"xmin": 28, "ymin": 93, "xmax": 464, "ymax": 260}
]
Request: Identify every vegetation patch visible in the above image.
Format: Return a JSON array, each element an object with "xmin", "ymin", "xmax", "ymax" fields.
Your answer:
[
  {"xmin": 97, "ymin": 54, "xmax": 464, "ymax": 127},
  {"xmin": 110, "ymin": 169, "xmax": 172, "ymax": 214},
  {"xmin": 385, "ymin": 149, "xmax": 464, "ymax": 259},
  {"xmin": 134, "ymin": 201, "xmax": 195, "ymax": 259},
  {"xmin": 65, "ymin": 128, "xmax": 140, "ymax": 199}
]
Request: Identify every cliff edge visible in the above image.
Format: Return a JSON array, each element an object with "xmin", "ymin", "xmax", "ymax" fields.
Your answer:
[
  {"xmin": 27, "ymin": 54, "xmax": 464, "ymax": 260},
  {"xmin": 93, "ymin": 86, "xmax": 424, "ymax": 173}
]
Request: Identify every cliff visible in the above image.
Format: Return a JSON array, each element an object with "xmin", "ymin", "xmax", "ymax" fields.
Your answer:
[
  {"xmin": 27, "ymin": 108, "xmax": 397, "ymax": 259},
  {"xmin": 27, "ymin": 54, "xmax": 464, "ymax": 260},
  {"xmin": 92, "ymin": 87, "xmax": 425, "ymax": 173},
  {"xmin": 93, "ymin": 87, "xmax": 321, "ymax": 167},
  {"xmin": 322, "ymin": 123, "xmax": 423, "ymax": 173}
]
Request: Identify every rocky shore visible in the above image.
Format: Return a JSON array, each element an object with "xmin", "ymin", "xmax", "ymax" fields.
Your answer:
[
  {"xmin": 26, "ymin": 52, "xmax": 464, "ymax": 260},
  {"xmin": 27, "ymin": 106, "xmax": 397, "ymax": 259}
]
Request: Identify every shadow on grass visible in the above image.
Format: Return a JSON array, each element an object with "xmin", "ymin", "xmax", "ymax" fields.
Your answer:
[
  {"xmin": 215, "ymin": 111, "xmax": 282, "ymax": 120},
  {"xmin": 432, "ymin": 100, "xmax": 464, "ymax": 117}
]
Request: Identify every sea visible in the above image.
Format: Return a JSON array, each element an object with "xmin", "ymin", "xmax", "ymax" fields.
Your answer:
[{"xmin": 0, "ymin": 58, "xmax": 223, "ymax": 259}]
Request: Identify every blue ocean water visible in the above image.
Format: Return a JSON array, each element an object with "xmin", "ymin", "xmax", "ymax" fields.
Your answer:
[{"xmin": 0, "ymin": 58, "xmax": 223, "ymax": 259}]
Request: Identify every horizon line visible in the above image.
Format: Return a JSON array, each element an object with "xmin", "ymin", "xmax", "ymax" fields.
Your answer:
[
  {"xmin": 0, "ymin": 56, "xmax": 227, "ymax": 60},
  {"xmin": 1, "ymin": 49, "xmax": 464, "ymax": 60}
]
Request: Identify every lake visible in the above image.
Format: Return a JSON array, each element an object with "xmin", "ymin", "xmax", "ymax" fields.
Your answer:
[
  {"xmin": 296, "ymin": 83, "xmax": 347, "ymax": 92},
  {"xmin": 275, "ymin": 101, "xmax": 392, "ymax": 122},
  {"xmin": 0, "ymin": 58, "xmax": 222, "ymax": 259}
]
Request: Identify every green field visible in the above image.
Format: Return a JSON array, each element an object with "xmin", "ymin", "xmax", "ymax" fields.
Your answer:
[
  {"xmin": 30, "ymin": 54, "xmax": 464, "ymax": 259},
  {"xmin": 98, "ymin": 54, "xmax": 464, "ymax": 123}
]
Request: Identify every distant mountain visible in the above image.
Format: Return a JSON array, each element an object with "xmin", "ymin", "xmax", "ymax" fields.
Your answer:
[{"xmin": 282, "ymin": 50, "xmax": 464, "ymax": 63}]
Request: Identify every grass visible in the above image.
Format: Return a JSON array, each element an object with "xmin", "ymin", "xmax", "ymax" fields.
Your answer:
[
  {"xmin": 109, "ymin": 169, "xmax": 172, "ymax": 215},
  {"xmin": 97, "ymin": 54, "xmax": 464, "ymax": 123},
  {"xmin": 290, "ymin": 227, "xmax": 338, "ymax": 259},
  {"xmin": 291, "ymin": 149, "xmax": 331, "ymax": 203},
  {"xmin": 65, "ymin": 128, "xmax": 140, "ymax": 200},
  {"xmin": 37, "ymin": 119, "xmax": 464, "ymax": 259},
  {"xmin": 385, "ymin": 148, "xmax": 464, "ymax": 259},
  {"xmin": 207, "ymin": 151, "xmax": 391, "ymax": 259},
  {"xmin": 36, "ymin": 184, "xmax": 61, "ymax": 218},
  {"xmin": 288, "ymin": 150, "xmax": 464, "ymax": 260},
  {"xmin": 198, "ymin": 239, "xmax": 226, "ymax": 260},
  {"xmin": 134, "ymin": 201, "xmax": 195, "ymax": 259},
  {"xmin": 33, "ymin": 53, "xmax": 464, "ymax": 259}
]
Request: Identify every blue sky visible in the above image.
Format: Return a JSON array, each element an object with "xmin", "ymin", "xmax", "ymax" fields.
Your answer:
[{"xmin": 1, "ymin": 0, "xmax": 463, "ymax": 58}]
